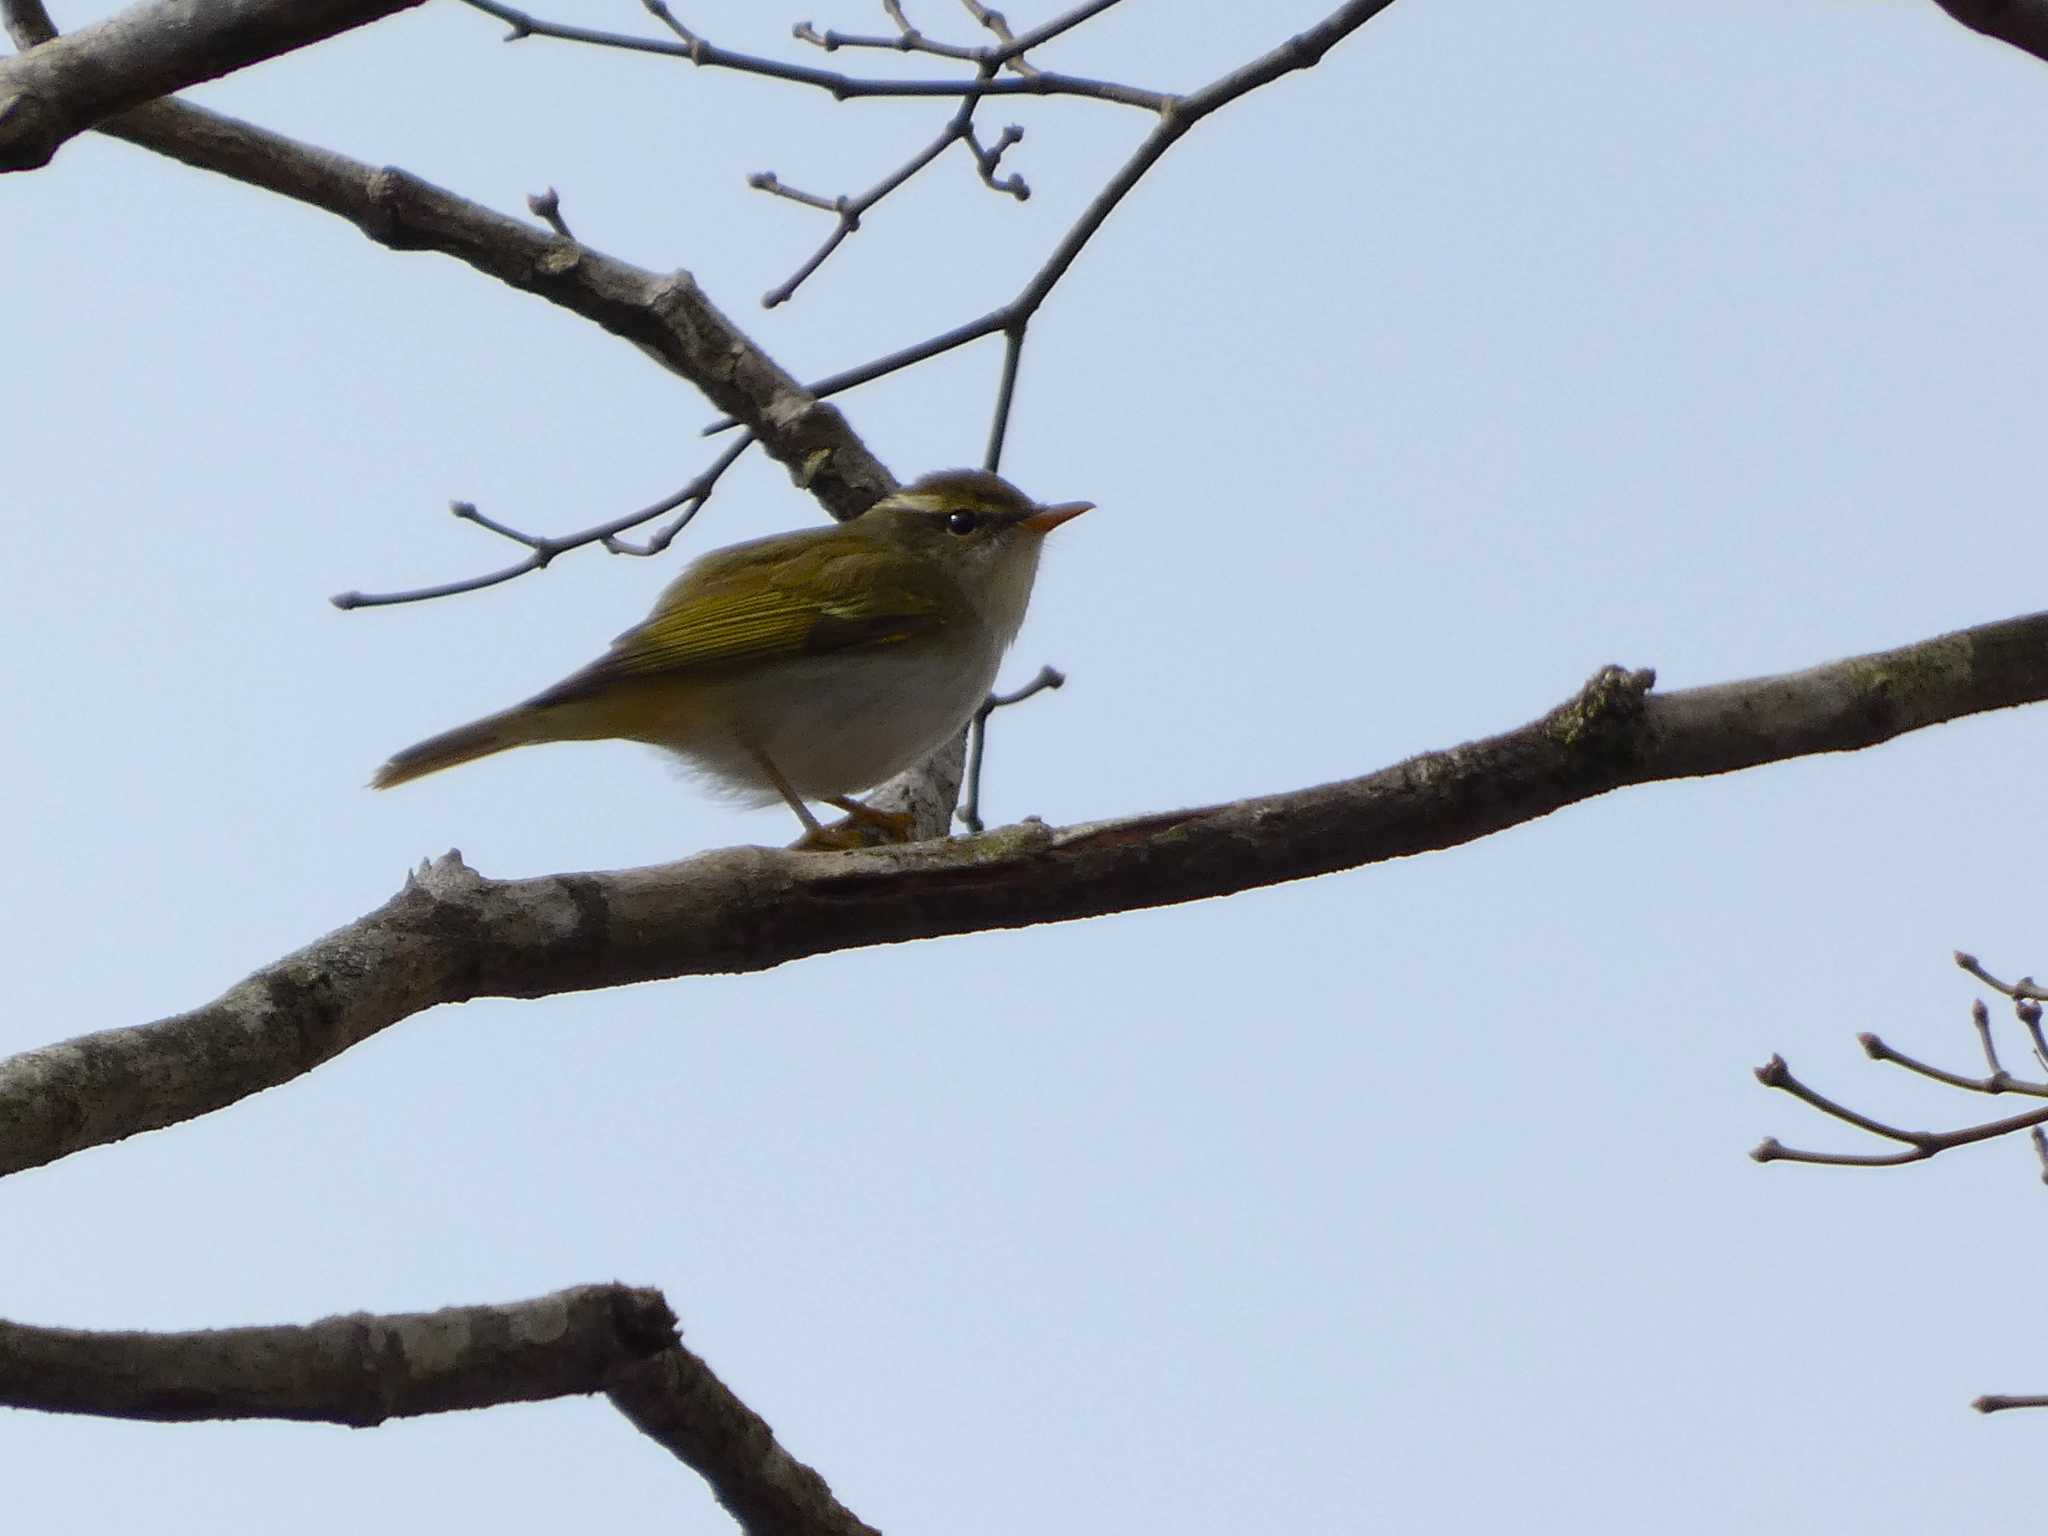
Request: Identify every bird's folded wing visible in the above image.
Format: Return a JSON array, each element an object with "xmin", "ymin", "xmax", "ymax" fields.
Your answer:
[{"xmin": 531, "ymin": 578, "xmax": 950, "ymax": 709}]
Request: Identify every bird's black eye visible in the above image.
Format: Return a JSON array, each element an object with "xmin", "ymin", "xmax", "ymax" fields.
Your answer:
[{"xmin": 945, "ymin": 509, "xmax": 981, "ymax": 535}]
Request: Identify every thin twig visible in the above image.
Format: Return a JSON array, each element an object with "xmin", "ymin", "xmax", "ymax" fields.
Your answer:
[
  {"xmin": 1858, "ymin": 1029, "xmax": 2046, "ymax": 1098},
  {"xmin": 987, "ymin": 0, "xmax": 1124, "ymax": 65},
  {"xmin": 798, "ymin": 0, "xmax": 1125, "ymax": 72},
  {"xmin": 983, "ymin": 324, "xmax": 1025, "ymax": 470},
  {"xmin": 524, "ymin": 185, "xmax": 572, "ymax": 238},
  {"xmin": 747, "ymin": 171, "xmax": 842, "ymax": 213},
  {"xmin": 705, "ymin": 0, "xmax": 1400, "ymax": 441},
  {"xmin": 1754, "ymin": 1055, "xmax": 1932, "ymax": 1150},
  {"xmin": 455, "ymin": 0, "xmax": 1169, "ymax": 109},
  {"xmin": 964, "ymin": 122, "xmax": 1028, "ymax": 196},
  {"xmin": 957, "ymin": 664, "xmax": 1064, "ymax": 832},
  {"xmin": 331, "ymin": 434, "xmax": 752, "ymax": 608},
  {"xmin": 751, "ymin": 50, "xmax": 1025, "ymax": 306},
  {"xmin": 1753, "ymin": 1054, "xmax": 2048, "ymax": 1169},
  {"xmin": 795, "ymin": 6, "xmax": 982, "ymax": 65},
  {"xmin": 1758, "ymin": 953, "xmax": 2048, "ymax": 1174},
  {"xmin": 959, "ymin": 0, "xmax": 1038, "ymax": 75},
  {"xmin": 706, "ymin": 308, "xmax": 1012, "ymax": 431},
  {"xmin": 1970, "ymin": 996, "xmax": 2008, "ymax": 1078},
  {"xmin": 1976, "ymin": 1393, "xmax": 2048, "ymax": 1414},
  {"xmin": 638, "ymin": 0, "xmax": 696, "ymax": 46},
  {"xmin": 752, "ymin": 64, "xmax": 1003, "ymax": 308},
  {"xmin": 1955, "ymin": 950, "xmax": 2048, "ymax": 1003},
  {"xmin": 2021, "ymin": 1000, "xmax": 2048, "ymax": 1072}
]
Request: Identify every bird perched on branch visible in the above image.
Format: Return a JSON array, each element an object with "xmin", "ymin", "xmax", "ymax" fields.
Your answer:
[{"xmin": 374, "ymin": 468, "xmax": 1092, "ymax": 846}]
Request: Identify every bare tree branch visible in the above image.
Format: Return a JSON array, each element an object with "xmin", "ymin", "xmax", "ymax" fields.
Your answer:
[
  {"xmin": 1, "ymin": 1281, "xmax": 872, "ymax": 1532},
  {"xmin": 1976, "ymin": 1392, "xmax": 2048, "ymax": 1413},
  {"xmin": 1954, "ymin": 950, "xmax": 2048, "ymax": 1003},
  {"xmin": 959, "ymin": 663, "xmax": 1064, "ymax": 833},
  {"xmin": 1751, "ymin": 1055, "xmax": 2048, "ymax": 1169},
  {"xmin": 331, "ymin": 433, "xmax": 755, "ymax": 609},
  {"xmin": 797, "ymin": 0, "xmax": 1124, "ymax": 74},
  {"xmin": 0, "ymin": 1285, "xmax": 676, "ymax": 1424},
  {"xmin": 1858, "ymin": 1009, "xmax": 2048, "ymax": 1099},
  {"xmin": 1929, "ymin": 1, "xmax": 2048, "ymax": 65},
  {"xmin": 0, "ymin": 0, "xmax": 55, "ymax": 47},
  {"xmin": 454, "ymin": 0, "xmax": 1169, "ymax": 111},
  {"xmin": 525, "ymin": 183, "xmax": 572, "ymax": 239},
  {"xmin": 797, "ymin": 0, "xmax": 991, "ymax": 67},
  {"xmin": 984, "ymin": 0, "xmax": 1124, "ymax": 63},
  {"xmin": 1755, "ymin": 949, "xmax": 2048, "ymax": 1409},
  {"xmin": 750, "ymin": 59, "xmax": 1028, "ymax": 309},
  {"xmin": 796, "ymin": 18, "xmax": 976, "ymax": 66},
  {"xmin": 0, "ymin": 0, "xmax": 426, "ymax": 171},
  {"xmin": 1, "ymin": 4, "xmax": 894, "ymax": 522},
  {"xmin": 610, "ymin": 1342, "xmax": 881, "ymax": 1536},
  {"xmin": 706, "ymin": 0, "xmax": 1403, "ymax": 456},
  {"xmin": 11, "ymin": 608, "xmax": 2048, "ymax": 1178},
  {"xmin": 1754, "ymin": 950, "xmax": 2048, "ymax": 1171}
]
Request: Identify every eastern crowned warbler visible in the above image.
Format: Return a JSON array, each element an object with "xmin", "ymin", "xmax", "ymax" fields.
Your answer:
[{"xmin": 373, "ymin": 468, "xmax": 1091, "ymax": 844}]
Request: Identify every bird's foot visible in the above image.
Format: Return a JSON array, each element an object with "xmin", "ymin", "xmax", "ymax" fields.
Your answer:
[
  {"xmin": 791, "ymin": 820, "xmax": 875, "ymax": 852},
  {"xmin": 786, "ymin": 798, "xmax": 919, "ymax": 849},
  {"xmin": 826, "ymin": 796, "xmax": 918, "ymax": 841}
]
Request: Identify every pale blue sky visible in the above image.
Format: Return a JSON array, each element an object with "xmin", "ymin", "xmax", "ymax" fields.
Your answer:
[{"xmin": 9, "ymin": 2, "xmax": 2048, "ymax": 1530}]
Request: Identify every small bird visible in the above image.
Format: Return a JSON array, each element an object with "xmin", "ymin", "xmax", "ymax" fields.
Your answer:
[{"xmin": 373, "ymin": 468, "xmax": 1091, "ymax": 845}]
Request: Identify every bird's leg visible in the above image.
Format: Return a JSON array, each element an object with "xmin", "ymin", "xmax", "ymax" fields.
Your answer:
[
  {"xmin": 746, "ymin": 746, "xmax": 841, "ymax": 846},
  {"xmin": 744, "ymin": 747, "xmax": 916, "ymax": 849}
]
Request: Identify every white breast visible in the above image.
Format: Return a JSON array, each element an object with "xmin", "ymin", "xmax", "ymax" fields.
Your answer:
[{"xmin": 657, "ymin": 626, "xmax": 1006, "ymax": 805}]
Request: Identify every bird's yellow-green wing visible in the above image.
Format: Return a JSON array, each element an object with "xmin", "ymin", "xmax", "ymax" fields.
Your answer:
[
  {"xmin": 605, "ymin": 581, "xmax": 946, "ymax": 676},
  {"xmin": 528, "ymin": 542, "xmax": 952, "ymax": 708}
]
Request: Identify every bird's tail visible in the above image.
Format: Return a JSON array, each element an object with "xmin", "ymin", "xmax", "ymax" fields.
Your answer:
[{"xmin": 372, "ymin": 710, "xmax": 545, "ymax": 789}]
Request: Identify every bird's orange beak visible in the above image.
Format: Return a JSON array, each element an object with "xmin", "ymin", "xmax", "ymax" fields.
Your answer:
[{"xmin": 1020, "ymin": 500, "xmax": 1093, "ymax": 535}]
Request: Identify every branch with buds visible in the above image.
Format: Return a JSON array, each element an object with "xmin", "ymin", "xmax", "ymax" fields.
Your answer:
[{"xmin": 1753, "ymin": 952, "xmax": 2048, "ymax": 1176}]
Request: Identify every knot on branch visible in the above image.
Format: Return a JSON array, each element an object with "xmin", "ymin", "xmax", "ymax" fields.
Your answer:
[
  {"xmin": 406, "ymin": 850, "xmax": 486, "ymax": 899},
  {"xmin": 390, "ymin": 854, "xmax": 621, "ymax": 997},
  {"xmin": 1544, "ymin": 665, "xmax": 1655, "ymax": 759},
  {"xmin": 607, "ymin": 1286, "xmax": 683, "ymax": 1354},
  {"xmin": 361, "ymin": 166, "xmax": 436, "ymax": 250},
  {"xmin": 536, "ymin": 242, "xmax": 583, "ymax": 278}
]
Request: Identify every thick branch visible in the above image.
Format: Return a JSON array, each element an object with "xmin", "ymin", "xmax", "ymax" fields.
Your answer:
[
  {"xmin": 610, "ymin": 1343, "xmax": 881, "ymax": 1536},
  {"xmin": 8, "ymin": 609, "xmax": 2048, "ymax": 1177},
  {"xmin": 0, "ymin": 0, "xmax": 424, "ymax": 171},
  {"xmin": 1930, "ymin": 1, "xmax": 2048, "ymax": 64},
  {"xmin": 0, "ymin": 1285, "xmax": 675, "ymax": 1424},
  {"xmin": 6, "ymin": 1283, "xmax": 880, "ymax": 1533}
]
